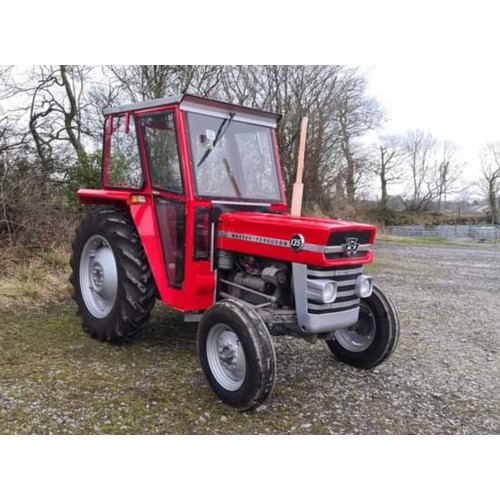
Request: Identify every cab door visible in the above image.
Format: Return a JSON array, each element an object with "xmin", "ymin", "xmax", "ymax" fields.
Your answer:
[{"xmin": 138, "ymin": 110, "xmax": 186, "ymax": 290}]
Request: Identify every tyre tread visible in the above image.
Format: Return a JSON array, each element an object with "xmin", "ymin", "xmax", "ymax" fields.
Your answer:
[
  {"xmin": 69, "ymin": 207, "xmax": 156, "ymax": 342},
  {"xmin": 326, "ymin": 285, "xmax": 400, "ymax": 369},
  {"xmin": 197, "ymin": 298, "xmax": 276, "ymax": 412}
]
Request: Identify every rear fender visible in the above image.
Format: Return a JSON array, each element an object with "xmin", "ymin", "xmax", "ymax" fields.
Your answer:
[
  {"xmin": 77, "ymin": 189, "xmax": 130, "ymax": 206},
  {"xmin": 77, "ymin": 189, "xmax": 170, "ymax": 304}
]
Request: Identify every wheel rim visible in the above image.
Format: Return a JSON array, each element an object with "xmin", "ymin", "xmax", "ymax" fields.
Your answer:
[
  {"xmin": 335, "ymin": 304, "xmax": 376, "ymax": 352},
  {"xmin": 206, "ymin": 323, "xmax": 247, "ymax": 391},
  {"xmin": 79, "ymin": 235, "xmax": 118, "ymax": 319}
]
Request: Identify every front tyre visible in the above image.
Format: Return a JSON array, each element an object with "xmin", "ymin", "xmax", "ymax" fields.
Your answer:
[
  {"xmin": 326, "ymin": 285, "xmax": 400, "ymax": 369},
  {"xmin": 197, "ymin": 299, "xmax": 276, "ymax": 412},
  {"xmin": 70, "ymin": 208, "xmax": 156, "ymax": 342}
]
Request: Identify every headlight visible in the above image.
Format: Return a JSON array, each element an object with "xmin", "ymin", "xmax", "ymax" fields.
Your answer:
[
  {"xmin": 323, "ymin": 282, "xmax": 337, "ymax": 303},
  {"xmin": 306, "ymin": 279, "xmax": 337, "ymax": 304},
  {"xmin": 355, "ymin": 275, "xmax": 373, "ymax": 298}
]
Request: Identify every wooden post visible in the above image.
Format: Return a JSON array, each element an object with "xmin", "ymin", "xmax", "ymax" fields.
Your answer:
[{"xmin": 290, "ymin": 116, "xmax": 308, "ymax": 216}]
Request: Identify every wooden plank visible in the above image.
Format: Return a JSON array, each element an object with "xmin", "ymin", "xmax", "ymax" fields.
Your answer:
[{"xmin": 290, "ymin": 116, "xmax": 309, "ymax": 216}]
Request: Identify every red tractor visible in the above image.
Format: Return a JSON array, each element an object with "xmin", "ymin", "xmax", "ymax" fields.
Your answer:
[{"xmin": 70, "ymin": 94, "xmax": 400, "ymax": 411}]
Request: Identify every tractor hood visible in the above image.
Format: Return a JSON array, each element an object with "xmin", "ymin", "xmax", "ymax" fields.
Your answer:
[{"xmin": 217, "ymin": 212, "xmax": 376, "ymax": 267}]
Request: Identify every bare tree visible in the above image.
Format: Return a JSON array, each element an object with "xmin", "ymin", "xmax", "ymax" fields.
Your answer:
[
  {"xmin": 0, "ymin": 65, "xmax": 14, "ymax": 100},
  {"xmin": 402, "ymin": 129, "xmax": 437, "ymax": 210},
  {"xmin": 84, "ymin": 76, "xmax": 122, "ymax": 143},
  {"xmin": 332, "ymin": 68, "xmax": 384, "ymax": 205},
  {"xmin": 480, "ymin": 143, "xmax": 500, "ymax": 224},
  {"xmin": 0, "ymin": 113, "xmax": 13, "ymax": 155},
  {"xmin": 433, "ymin": 141, "xmax": 461, "ymax": 213},
  {"xmin": 258, "ymin": 66, "xmax": 344, "ymax": 206},
  {"xmin": 107, "ymin": 65, "xmax": 177, "ymax": 101},
  {"xmin": 212, "ymin": 65, "xmax": 345, "ymax": 208},
  {"xmin": 0, "ymin": 66, "xmax": 10, "ymax": 80},
  {"xmin": 0, "ymin": 67, "xmax": 27, "ymax": 153},
  {"xmin": 11, "ymin": 65, "xmax": 94, "ymax": 171},
  {"xmin": 59, "ymin": 65, "xmax": 87, "ymax": 156},
  {"xmin": 107, "ymin": 65, "xmax": 223, "ymax": 102},
  {"xmin": 373, "ymin": 135, "xmax": 405, "ymax": 210},
  {"xmin": 0, "ymin": 111, "xmax": 32, "ymax": 245}
]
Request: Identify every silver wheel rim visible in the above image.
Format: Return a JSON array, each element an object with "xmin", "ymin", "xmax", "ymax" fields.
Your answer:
[
  {"xmin": 79, "ymin": 235, "xmax": 118, "ymax": 319},
  {"xmin": 206, "ymin": 323, "xmax": 246, "ymax": 391},
  {"xmin": 335, "ymin": 305, "xmax": 376, "ymax": 352}
]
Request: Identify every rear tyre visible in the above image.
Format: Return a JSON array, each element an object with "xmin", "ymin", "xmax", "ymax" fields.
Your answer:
[
  {"xmin": 70, "ymin": 208, "xmax": 156, "ymax": 341},
  {"xmin": 197, "ymin": 299, "xmax": 276, "ymax": 412},
  {"xmin": 326, "ymin": 285, "xmax": 400, "ymax": 369}
]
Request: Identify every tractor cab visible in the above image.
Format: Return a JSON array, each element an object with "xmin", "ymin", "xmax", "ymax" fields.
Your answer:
[{"xmin": 78, "ymin": 94, "xmax": 287, "ymax": 311}]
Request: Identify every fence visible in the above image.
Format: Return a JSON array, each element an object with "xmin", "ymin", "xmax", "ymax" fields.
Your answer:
[{"xmin": 386, "ymin": 225, "xmax": 500, "ymax": 242}]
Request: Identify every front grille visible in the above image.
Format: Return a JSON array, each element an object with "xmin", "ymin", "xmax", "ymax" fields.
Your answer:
[
  {"xmin": 327, "ymin": 231, "xmax": 371, "ymax": 246},
  {"xmin": 307, "ymin": 264, "xmax": 362, "ymax": 315},
  {"xmin": 325, "ymin": 231, "xmax": 371, "ymax": 259}
]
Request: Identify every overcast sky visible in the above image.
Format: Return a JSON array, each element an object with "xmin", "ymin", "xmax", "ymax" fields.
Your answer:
[{"xmin": 365, "ymin": 63, "xmax": 500, "ymax": 183}]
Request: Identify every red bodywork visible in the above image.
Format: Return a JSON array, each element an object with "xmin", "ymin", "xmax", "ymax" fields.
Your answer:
[
  {"xmin": 78, "ymin": 95, "xmax": 377, "ymax": 313},
  {"xmin": 218, "ymin": 212, "xmax": 375, "ymax": 267}
]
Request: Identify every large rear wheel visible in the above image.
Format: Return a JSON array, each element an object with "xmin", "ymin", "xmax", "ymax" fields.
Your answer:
[
  {"xmin": 326, "ymin": 285, "xmax": 400, "ymax": 369},
  {"xmin": 70, "ymin": 208, "xmax": 156, "ymax": 341},
  {"xmin": 197, "ymin": 299, "xmax": 276, "ymax": 412}
]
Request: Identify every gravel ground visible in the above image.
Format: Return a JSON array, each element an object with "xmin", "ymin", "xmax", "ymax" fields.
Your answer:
[{"xmin": 0, "ymin": 241, "xmax": 499, "ymax": 434}]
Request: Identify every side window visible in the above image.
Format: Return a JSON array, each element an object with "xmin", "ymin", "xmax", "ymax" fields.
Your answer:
[
  {"xmin": 107, "ymin": 115, "xmax": 143, "ymax": 189},
  {"xmin": 155, "ymin": 199, "xmax": 185, "ymax": 288},
  {"xmin": 140, "ymin": 112, "xmax": 183, "ymax": 194}
]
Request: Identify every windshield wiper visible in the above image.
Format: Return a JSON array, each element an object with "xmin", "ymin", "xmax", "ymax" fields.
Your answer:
[{"xmin": 196, "ymin": 112, "xmax": 235, "ymax": 168}]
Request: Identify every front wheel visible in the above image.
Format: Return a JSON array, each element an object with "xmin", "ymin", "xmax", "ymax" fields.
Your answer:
[
  {"xmin": 326, "ymin": 285, "xmax": 400, "ymax": 369},
  {"xmin": 197, "ymin": 299, "xmax": 276, "ymax": 412}
]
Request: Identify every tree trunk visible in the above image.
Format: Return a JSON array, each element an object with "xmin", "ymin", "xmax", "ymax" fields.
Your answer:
[
  {"xmin": 489, "ymin": 182, "xmax": 498, "ymax": 224},
  {"xmin": 379, "ymin": 146, "xmax": 387, "ymax": 210},
  {"xmin": 380, "ymin": 176, "xmax": 388, "ymax": 210},
  {"xmin": 60, "ymin": 65, "xmax": 86, "ymax": 157},
  {"xmin": 342, "ymin": 133, "xmax": 356, "ymax": 205}
]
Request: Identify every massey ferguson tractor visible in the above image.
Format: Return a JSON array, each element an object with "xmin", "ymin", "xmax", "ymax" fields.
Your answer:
[{"xmin": 70, "ymin": 94, "xmax": 400, "ymax": 411}]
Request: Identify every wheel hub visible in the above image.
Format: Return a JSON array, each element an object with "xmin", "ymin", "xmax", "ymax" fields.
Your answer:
[
  {"xmin": 334, "ymin": 306, "xmax": 376, "ymax": 352},
  {"xmin": 92, "ymin": 263, "xmax": 105, "ymax": 290},
  {"xmin": 218, "ymin": 335, "xmax": 242, "ymax": 370},
  {"xmin": 79, "ymin": 235, "xmax": 118, "ymax": 319},
  {"xmin": 206, "ymin": 324, "xmax": 247, "ymax": 391}
]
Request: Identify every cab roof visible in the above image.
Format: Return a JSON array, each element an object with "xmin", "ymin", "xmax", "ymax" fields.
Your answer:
[{"xmin": 103, "ymin": 93, "xmax": 282, "ymax": 126}]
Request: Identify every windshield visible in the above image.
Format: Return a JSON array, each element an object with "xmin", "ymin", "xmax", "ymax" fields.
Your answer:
[{"xmin": 186, "ymin": 111, "xmax": 282, "ymax": 202}]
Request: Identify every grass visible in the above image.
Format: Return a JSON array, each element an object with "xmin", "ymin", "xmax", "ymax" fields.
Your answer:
[
  {"xmin": 376, "ymin": 234, "xmax": 492, "ymax": 247},
  {"xmin": 0, "ymin": 246, "xmax": 71, "ymax": 310},
  {"xmin": 0, "ymin": 303, "xmax": 197, "ymax": 434},
  {"xmin": 377, "ymin": 234, "xmax": 448, "ymax": 245}
]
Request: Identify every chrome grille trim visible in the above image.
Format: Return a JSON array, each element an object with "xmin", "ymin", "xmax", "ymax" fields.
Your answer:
[
  {"xmin": 306, "ymin": 265, "xmax": 362, "ymax": 315},
  {"xmin": 324, "ymin": 244, "xmax": 372, "ymax": 253},
  {"xmin": 308, "ymin": 299, "xmax": 361, "ymax": 311},
  {"xmin": 333, "ymin": 278, "xmax": 356, "ymax": 287},
  {"xmin": 307, "ymin": 266, "xmax": 362, "ymax": 278}
]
